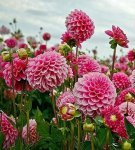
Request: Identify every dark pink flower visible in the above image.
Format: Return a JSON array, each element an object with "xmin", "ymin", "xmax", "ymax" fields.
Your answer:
[
  {"xmin": 5, "ymin": 38, "xmax": 17, "ymax": 48},
  {"xmin": 26, "ymin": 51, "xmax": 68, "ymax": 92},
  {"xmin": 56, "ymin": 91, "xmax": 76, "ymax": 109},
  {"xmin": 112, "ymin": 72, "xmax": 131, "ymax": 90},
  {"xmin": 105, "ymin": 25, "xmax": 129, "ymax": 48},
  {"xmin": 0, "ymin": 112, "xmax": 18, "ymax": 149},
  {"xmin": 128, "ymin": 49, "xmax": 135, "ymax": 61},
  {"xmin": 42, "ymin": 32, "xmax": 51, "ymax": 41},
  {"xmin": 19, "ymin": 43, "xmax": 28, "ymax": 49},
  {"xmin": 102, "ymin": 106, "xmax": 128, "ymax": 139},
  {"xmin": 22, "ymin": 119, "xmax": 39, "ymax": 144},
  {"xmin": 114, "ymin": 63, "xmax": 128, "ymax": 71},
  {"xmin": 78, "ymin": 55, "xmax": 101, "ymax": 76},
  {"xmin": 73, "ymin": 72, "xmax": 116, "ymax": 117},
  {"xmin": 65, "ymin": 9, "xmax": 95, "ymax": 44},
  {"xmin": 115, "ymin": 87, "xmax": 135, "ymax": 106}
]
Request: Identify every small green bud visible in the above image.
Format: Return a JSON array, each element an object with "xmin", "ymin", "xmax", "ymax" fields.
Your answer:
[
  {"xmin": 123, "ymin": 141, "xmax": 131, "ymax": 150},
  {"xmin": 83, "ymin": 123, "xmax": 95, "ymax": 132}
]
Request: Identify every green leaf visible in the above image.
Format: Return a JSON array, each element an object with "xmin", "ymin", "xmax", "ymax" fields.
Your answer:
[
  {"xmin": 0, "ymin": 132, "xmax": 4, "ymax": 149},
  {"xmin": 25, "ymin": 99, "xmax": 32, "ymax": 112}
]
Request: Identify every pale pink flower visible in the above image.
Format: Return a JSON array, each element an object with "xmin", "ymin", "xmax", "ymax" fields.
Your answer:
[
  {"xmin": 78, "ymin": 55, "xmax": 101, "ymax": 76},
  {"xmin": 73, "ymin": 72, "xmax": 116, "ymax": 117},
  {"xmin": 112, "ymin": 72, "xmax": 131, "ymax": 90},
  {"xmin": 130, "ymin": 70, "xmax": 135, "ymax": 88},
  {"xmin": 102, "ymin": 106, "xmax": 128, "ymax": 139},
  {"xmin": 101, "ymin": 65, "xmax": 109, "ymax": 74},
  {"xmin": 56, "ymin": 91, "xmax": 76, "ymax": 109},
  {"xmin": 65, "ymin": 9, "xmax": 95, "ymax": 44},
  {"xmin": 0, "ymin": 25, "xmax": 10, "ymax": 35},
  {"xmin": 119, "ymin": 102, "xmax": 135, "ymax": 127},
  {"xmin": 26, "ymin": 51, "xmax": 68, "ymax": 92},
  {"xmin": 105, "ymin": 25, "xmax": 129, "ymax": 48},
  {"xmin": 0, "ymin": 112, "xmax": 18, "ymax": 149},
  {"xmin": 22, "ymin": 119, "xmax": 39, "ymax": 144}
]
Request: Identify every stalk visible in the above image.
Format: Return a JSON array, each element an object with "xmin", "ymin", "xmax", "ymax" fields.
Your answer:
[
  {"xmin": 90, "ymin": 133, "xmax": 95, "ymax": 150},
  {"xmin": 77, "ymin": 120, "xmax": 81, "ymax": 150},
  {"xmin": 110, "ymin": 48, "xmax": 116, "ymax": 79},
  {"xmin": 105, "ymin": 129, "xmax": 110, "ymax": 150},
  {"xmin": 71, "ymin": 122, "xmax": 74, "ymax": 150}
]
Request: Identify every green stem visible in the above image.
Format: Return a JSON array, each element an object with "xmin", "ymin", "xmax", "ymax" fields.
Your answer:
[
  {"xmin": 75, "ymin": 46, "xmax": 79, "ymax": 83},
  {"xmin": 26, "ymin": 111, "xmax": 29, "ymax": 144},
  {"xmin": 105, "ymin": 129, "xmax": 110, "ymax": 150},
  {"xmin": 71, "ymin": 122, "xmax": 74, "ymax": 150},
  {"xmin": 10, "ymin": 49, "xmax": 17, "ymax": 123},
  {"xmin": 90, "ymin": 133, "xmax": 95, "ymax": 150},
  {"xmin": 77, "ymin": 120, "xmax": 81, "ymax": 150},
  {"xmin": 111, "ymin": 48, "xmax": 116, "ymax": 79}
]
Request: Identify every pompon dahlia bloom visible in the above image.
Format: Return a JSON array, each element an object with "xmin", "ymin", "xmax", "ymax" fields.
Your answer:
[
  {"xmin": 102, "ymin": 106, "xmax": 128, "ymax": 139},
  {"xmin": 128, "ymin": 49, "xmax": 135, "ymax": 61},
  {"xmin": 119, "ymin": 102, "xmax": 135, "ymax": 127},
  {"xmin": 73, "ymin": 72, "xmax": 116, "ymax": 117},
  {"xmin": 42, "ymin": 32, "xmax": 51, "ymax": 41},
  {"xmin": 26, "ymin": 51, "xmax": 68, "ymax": 92},
  {"xmin": 0, "ymin": 112, "xmax": 18, "ymax": 149},
  {"xmin": 65, "ymin": 9, "xmax": 95, "ymax": 44},
  {"xmin": 112, "ymin": 72, "xmax": 131, "ymax": 90},
  {"xmin": 78, "ymin": 55, "xmax": 101, "ymax": 76},
  {"xmin": 114, "ymin": 63, "xmax": 128, "ymax": 71},
  {"xmin": 101, "ymin": 65, "xmax": 109, "ymax": 74},
  {"xmin": 115, "ymin": 87, "xmax": 135, "ymax": 106},
  {"xmin": 5, "ymin": 37, "xmax": 17, "ymax": 48},
  {"xmin": 105, "ymin": 25, "xmax": 129, "ymax": 48},
  {"xmin": 22, "ymin": 119, "xmax": 39, "ymax": 144},
  {"xmin": 56, "ymin": 91, "xmax": 76, "ymax": 109},
  {"xmin": 3, "ymin": 57, "xmax": 31, "ymax": 91}
]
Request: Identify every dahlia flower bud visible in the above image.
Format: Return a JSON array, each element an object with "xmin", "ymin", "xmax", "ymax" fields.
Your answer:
[
  {"xmin": 42, "ymin": 32, "xmax": 51, "ymax": 41},
  {"xmin": 17, "ymin": 48, "xmax": 28, "ymax": 59},
  {"xmin": 123, "ymin": 141, "xmax": 131, "ymax": 150},
  {"xmin": 83, "ymin": 123, "xmax": 95, "ymax": 132},
  {"xmin": 125, "ymin": 93, "xmax": 134, "ymax": 102},
  {"xmin": 59, "ymin": 103, "xmax": 76, "ymax": 121},
  {"xmin": 51, "ymin": 117, "xmax": 58, "ymax": 126},
  {"xmin": 1, "ymin": 51, "xmax": 11, "ymax": 62},
  {"xmin": 22, "ymin": 119, "xmax": 39, "ymax": 144},
  {"xmin": 5, "ymin": 38, "xmax": 17, "ymax": 48},
  {"xmin": 59, "ymin": 43, "xmax": 71, "ymax": 55}
]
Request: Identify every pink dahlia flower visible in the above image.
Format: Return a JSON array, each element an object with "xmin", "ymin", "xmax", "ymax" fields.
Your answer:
[
  {"xmin": 65, "ymin": 9, "xmax": 95, "ymax": 44},
  {"xmin": 101, "ymin": 65, "xmax": 109, "ymax": 74},
  {"xmin": 114, "ymin": 63, "xmax": 128, "ymax": 71},
  {"xmin": 19, "ymin": 43, "xmax": 28, "ymax": 49},
  {"xmin": 73, "ymin": 72, "xmax": 116, "ymax": 117},
  {"xmin": 119, "ymin": 102, "xmax": 135, "ymax": 127},
  {"xmin": 112, "ymin": 72, "xmax": 131, "ymax": 90},
  {"xmin": 102, "ymin": 106, "xmax": 128, "ymax": 139},
  {"xmin": 129, "ymin": 70, "xmax": 135, "ymax": 88},
  {"xmin": 67, "ymin": 65, "xmax": 73, "ymax": 78},
  {"xmin": 128, "ymin": 49, "xmax": 135, "ymax": 61},
  {"xmin": 78, "ymin": 55, "xmax": 101, "ymax": 76},
  {"xmin": 115, "ymin": 87, "xmax": 135, "ymax": 106},
  {"xmin": 0, "ymin": 112, "xmax": 18, "ymax": 149},
  {"xmin": 26, "ymin": 51, "xmax": 68, "ymax": 92},
  {"xmin": 3, "ymin": 57, "xmax": 30, "ymax": 91},
  {"xmin": 22, "ymin": 119, "xmax": 39, "ymax": 144},
  {"xmin": 56, "ymin": 91, "xmax": 76, "ymax": 109},
  {"xmin": 42, "ymin": 32, "xmax": 51, "ymax": 41},
  {"xmin": 0, "ymin": 25, "xmax": 10, "ymax": 35},
  {"xmin": 105, "ymin": 25, "xmax": 129, "ymax": 48},
  {"xmin": 5, "ymin": 37, "xmax": 17, "ymax": 48},
  {"xmin": 119, "ymin": 56, "xmax": 127, "ymax": 63}
]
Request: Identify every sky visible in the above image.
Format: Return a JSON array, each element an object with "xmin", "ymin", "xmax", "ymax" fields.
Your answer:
[{"xmin": 0, "ymin": 0, "xmax": 135, "ymax": 58}]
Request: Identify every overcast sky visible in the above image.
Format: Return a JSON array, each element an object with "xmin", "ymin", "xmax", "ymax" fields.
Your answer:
[{"xmin": 0, "ymin": 0, "xmax": 135, "ymax": 58}]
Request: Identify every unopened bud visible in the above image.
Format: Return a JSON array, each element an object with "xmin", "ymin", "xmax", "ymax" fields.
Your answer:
[
  {"xmin": 83, "ymin": 123, "xmax": 95, "ymax": 132},
  {"xmin": 1, "ymin": 51, "xmax": 11, "ymax": 61},
  {"xmin": 125, "ymin": 93, "xmax": 134, "ymax": 102},
  {"xmin": 123, "ymin": 141, "xmax": 131, "ymax": 150},
  {"xmin": 17, "ymin": 48, "xmax": 28, "ymax": 59},
  {"xmin": 59, "ymin": 43, "xmax": 71, "ymax": 55}
]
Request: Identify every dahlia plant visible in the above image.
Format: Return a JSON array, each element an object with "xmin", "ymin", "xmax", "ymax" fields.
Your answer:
[{"xmin": 0, "ymin": 11, "xmax": 135, "ymax": 150}]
